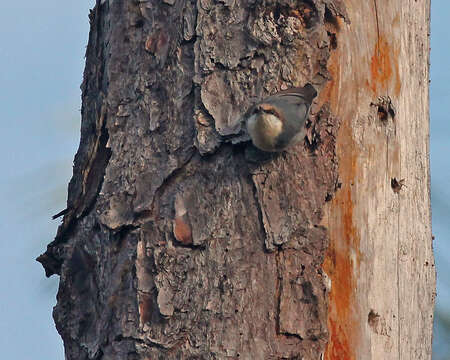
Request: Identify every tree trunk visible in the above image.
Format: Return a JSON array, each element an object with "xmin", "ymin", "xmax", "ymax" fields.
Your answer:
[{"xmin": 38, "ymin": 0, "xmax": 435, "ymax": 359}]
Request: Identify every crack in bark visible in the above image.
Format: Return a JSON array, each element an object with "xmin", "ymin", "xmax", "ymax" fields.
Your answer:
[
  {"xmin": 373, "ymin": 0, "xmax": 380, "ymax": 47},
  {"xmin": 274, "ymin": 250, "xmax": 305, "ymax": 342},
  {"xmin": 54, "ymin": 102, "xmax": 112, "ymax": 243},
  {"xmin": 139, "ymin": 147, "xmax": 196, "ymax": 222},
  {"xmin": 132, "ymin": 146, "xmax": 196, "ymax": 226},
  {"xmin": 249, "ymin": 169, "xmax": 270, "ymax": 252},
  {"xmin": 38, "ymin": 105, "xmax": 112, "ymax": 276},
  {"xmin": 275, "ymin": 249, "xmax": 282, "ymax": 336},
  {"xmin": 113, "ymin": 335, "xmax": 169, "ymax": 350}
]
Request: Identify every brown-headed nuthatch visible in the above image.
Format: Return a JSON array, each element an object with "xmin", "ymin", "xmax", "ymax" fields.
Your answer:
[{"xmin": 245, "ymin": 84, "xmax": 317, "ymax": 152}]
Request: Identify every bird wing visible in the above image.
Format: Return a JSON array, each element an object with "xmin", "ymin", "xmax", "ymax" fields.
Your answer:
[{"xmin": 265, "ymin": 84, "xmax": 317, "ymax": 104}]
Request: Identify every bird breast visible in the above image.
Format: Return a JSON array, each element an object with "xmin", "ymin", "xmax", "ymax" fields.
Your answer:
[{"xmin": 246, "ymin": 113, "xmax": 283, "ymax": 152}]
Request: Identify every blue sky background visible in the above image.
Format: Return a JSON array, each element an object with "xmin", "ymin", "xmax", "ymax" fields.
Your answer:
[{"xmin": 0, "ymin": 1, "xmax": 448, "ymax": 359}]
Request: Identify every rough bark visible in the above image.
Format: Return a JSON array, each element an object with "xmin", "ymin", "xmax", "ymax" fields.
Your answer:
[{"xmin": 37, "ymin": 0, "xmax": 434, "ymax": 359}]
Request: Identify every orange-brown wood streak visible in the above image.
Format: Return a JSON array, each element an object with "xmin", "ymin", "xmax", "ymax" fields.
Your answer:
[
  {"xmin": 369, "ymin": 35, "xmax": 401, "ymax": 96},
  {"xmin": 321, "ymin": 28, "xmax": 361, "ymax": 360},
  {"xmin": 322, "ymin": 145, "xmax": 360, "ymax": 360}
]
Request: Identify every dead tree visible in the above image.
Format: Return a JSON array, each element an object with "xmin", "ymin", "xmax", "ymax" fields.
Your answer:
[{"xmin": 38, "ymin": 0, "xmax": 435, "ymax": 359}]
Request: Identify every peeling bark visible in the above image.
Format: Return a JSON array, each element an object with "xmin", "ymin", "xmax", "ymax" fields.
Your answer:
[{"xmin": 38, "ymin": 0, "xmax": 434, "ymax": 359}]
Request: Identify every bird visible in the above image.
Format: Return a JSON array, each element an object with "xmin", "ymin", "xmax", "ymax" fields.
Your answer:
[{"xmin": 245, "ymin": 84, "xmax": 317, "ymax": 152}]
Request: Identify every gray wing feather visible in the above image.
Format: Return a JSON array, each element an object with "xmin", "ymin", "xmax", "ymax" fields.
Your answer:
[
  {"xmin": 265, "ymin": 96, "xmax": 310, "ymax": 148},
  {"xmin": 265, "ymin": 84, "xmax": 317, "ymax": 104}
]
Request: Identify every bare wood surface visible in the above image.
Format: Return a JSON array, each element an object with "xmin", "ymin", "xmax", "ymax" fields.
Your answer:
[{"xmin": 322, "ymin": 1, "xmax": 435, "ymax": 359}]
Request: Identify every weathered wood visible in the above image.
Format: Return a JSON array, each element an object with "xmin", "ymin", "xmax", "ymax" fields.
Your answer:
[
  {"xmin": 321, "ymin": 1, "xmax": 435, "ymax": 359},
  {"xmin": 37, "ymin": 0, "xmax": 434, "ymax": 359}
]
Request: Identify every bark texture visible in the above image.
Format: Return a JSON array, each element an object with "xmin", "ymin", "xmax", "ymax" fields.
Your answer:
[{"xmin": 37, "ymin": 0, "xmax": 434, "ymax": 359}]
